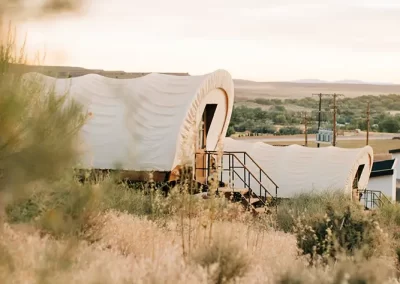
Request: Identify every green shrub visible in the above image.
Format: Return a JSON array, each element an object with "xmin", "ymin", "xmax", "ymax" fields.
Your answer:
[
  {"xmin": 277, "ymin": 126, "xmax": 303, "ymax": 135},
  {"xmin": 5, "ymin": 198, "xmax": 41, "ymax": 223},
  {"xmin": 0, "ymin": 25, "xmax": 87, "ymax": 220},
  {"xmin": 276, "ymin": 191, "xmax": 356, "ymax": 233},
  {"xmin": 295, "ymin": 205, "xmax": 386, "ymax": 264}
]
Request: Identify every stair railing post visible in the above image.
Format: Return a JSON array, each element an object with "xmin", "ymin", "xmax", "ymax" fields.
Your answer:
[
  {"xmin": 207, "ymin": 152, "xmax": 210, "ymax": 185},
  {"xmin": 372, "ymin": 192, "xmax": 375, "ymax": 209},
  {"xmin": 248, "ymin": 163, "xmax": 251, "ymax": 209},
  {"xmin": 243, "ymin": 153, "xmax": 246, "ymax": 190},
  {"xmin": 194, "ymin": 152, "xmax": 197, "ymax": 183},
  {"xmin": 369, "ymin": 191, "xmax": 372, "ymax": 209},
  {"xmin": 220, "ymin": 153, "xmax": 223, "ymax": 184},
  {"xmin": 248, "ymin": 181, "xmax": 251, "ymax": 210},
  {"xmin": 259, "ymin": 169, "xmax": 262, "ymax": 201},
  {"xmin": 228, "ymin": 154, "xmax": 232, "ymax": 189},
  {"xmin": 232, "ymin": 155, "xmax": 235, "ymax": 191}
]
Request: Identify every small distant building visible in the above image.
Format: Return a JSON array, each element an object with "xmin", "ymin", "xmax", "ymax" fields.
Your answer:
[
  {"xmin": 389, "ymin": 149, "xmax": 400, "ymax": 180},
  {"xmin": 368, "ymin": 159, "xmax": 397, "ymax": 202}
]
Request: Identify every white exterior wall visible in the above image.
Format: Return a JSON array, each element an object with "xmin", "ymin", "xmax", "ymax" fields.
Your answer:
[
  {"xmin": 368, "ymin": 173, "xmax": 396, "ymax": 201},
  {"xmin": 392, "ymin": 153, "xmax": 400, "ymax": 179}
]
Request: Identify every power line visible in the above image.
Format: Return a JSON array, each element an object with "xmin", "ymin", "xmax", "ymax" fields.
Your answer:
[
  {"xmin": 302, "ymin": 112, "xmax": 310, "ymax": 147},
  {"xmin": 331, "ymin": 94, "xmax": 344, "ymax": 146},
  {"xmin": 366, "ymin": 101, "xmax": 370, "ymax": 145},
  {"xmin": 312, "ymin": 93, "xmax": 334, "ymax": 147},
  {"xmin": 312, "ymin": 93, "xmax": 344, "ymax": 147}
]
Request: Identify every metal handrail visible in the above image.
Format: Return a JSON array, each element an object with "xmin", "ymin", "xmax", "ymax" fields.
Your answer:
[
  {"xmin": 194, "ymin": 150, "xmax": 279, "ymax": 211},
  {"xmin": 228, "ymin": 153, "xmax": 274, "ymax": 198},
  {"xmin": 228, "ymin": 151, "xmax": 279, "ymax": 188},
  {"xmin": 359, "ymin": 189, "xmax": 391, "ymax": 209},
  {"xmin": 202, "ymin": 150, "xmax": 279, "ymax": 189},
  {"xmin": 231, "ymin": 168, "xmax": 265, "ymax": 206}
]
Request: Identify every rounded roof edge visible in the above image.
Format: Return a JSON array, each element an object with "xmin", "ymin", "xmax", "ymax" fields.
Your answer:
[
  {"xmin": 22, "ymin": 71, "xmax": 189, "ymax": 81},
  {"xmin": 172, "ymin": 69, "xmax": 235, "ymax": 168}
]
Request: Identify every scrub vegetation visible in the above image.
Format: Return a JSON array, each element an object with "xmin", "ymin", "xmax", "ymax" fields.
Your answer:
[
  {"xmin": 3, "ymin": 19, "xmax": 400, "ymax": 284},
  {"xmin": 228, "ymin": 95, "xmax": 400, "ymax": 136}
]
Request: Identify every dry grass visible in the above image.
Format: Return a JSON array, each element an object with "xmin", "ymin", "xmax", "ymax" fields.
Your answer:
[
  {"xmin": 0, "ymin": 209, "xmax": 300, "ymax": 284},
  {"xmin": 2, "ymin": 205, "xmax": 400, "ymax": 284}
]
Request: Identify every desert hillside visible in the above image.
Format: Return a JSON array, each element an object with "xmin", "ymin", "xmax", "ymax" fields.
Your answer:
[
  {"xmin": 234, "ymin": 79, "xmax": 400, "ymax": 100},
  {"xmin": 12, "ymin": 64, "xmax": 400, "ymax": 99}
]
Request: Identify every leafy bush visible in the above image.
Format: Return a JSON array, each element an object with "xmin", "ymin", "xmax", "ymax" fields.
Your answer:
[
  {"xmin": 0, "ymin": 26, "xmax": 87, "ymax": 220},
  {"xmin": 295, "ymin": 205, "xmax": 388, "ymax": 265},
  {"xmin": 226, "ymin": 126, "xmax": 235, "ymax": 137},
  {"xmin": 277, "ymin": 126, "xmax": 303, "ymax": 135},
  {"xmin": 254, "ymin": 98, "xmax": 274, "ymax": 105},
  {"xmin": 379, "ymin": 117, "xmax": 400, "ymax": 133},
  {"xmin": 5, "ymin": 198, "xmax": 41, "ymax": 223},
  {"xmin": 274, "ymin": 105, "xmax": 286, "ymax": 112},
  {"xmin": 276, "ymin": 191, "xmax": 355, "ymax": 233}
]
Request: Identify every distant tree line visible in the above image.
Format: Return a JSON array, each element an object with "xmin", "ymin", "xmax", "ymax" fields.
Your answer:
[{"xmin": 227, "ymin": 94, "xmax": 400, "ymax": 136}]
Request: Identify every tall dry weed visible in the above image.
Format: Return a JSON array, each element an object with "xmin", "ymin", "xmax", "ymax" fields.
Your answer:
[
  {"xmin": 278, "ymin": 256, "xmax": 399, "ymax": 284},
  {"xmin": 191, "ymin": 236, "xmax": 250, "ymax": 284}
]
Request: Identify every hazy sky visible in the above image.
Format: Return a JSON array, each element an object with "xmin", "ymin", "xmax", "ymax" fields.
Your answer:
[{"xmin": 16, "ymin": 0, "xmax": 400, "ymax": 82}]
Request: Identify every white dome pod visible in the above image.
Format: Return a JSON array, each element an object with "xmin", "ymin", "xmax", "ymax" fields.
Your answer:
[
  {"xmin": 223, "ymin": 138, "xmax": 374, "ymax": 199},
  {"xmin": 22, "ymin": 70, "xmax": 234, "ymax": 178}
]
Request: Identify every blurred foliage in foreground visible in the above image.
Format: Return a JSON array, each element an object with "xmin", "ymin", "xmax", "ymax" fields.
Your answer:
[{"xmin": 0, "ymin": 24, "xmax": 87, "ymax": 218}]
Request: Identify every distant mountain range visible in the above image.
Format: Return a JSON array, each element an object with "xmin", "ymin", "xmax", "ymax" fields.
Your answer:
[
  {"xmin": 11, "ymin": 64, "xmax": 396, "ymax": 86},
  {"xmin": 291, "ymin": 79, "xmax": 395, "ymax": 85}
]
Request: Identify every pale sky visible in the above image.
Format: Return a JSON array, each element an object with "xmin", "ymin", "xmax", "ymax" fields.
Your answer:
[{"xmin": 16, "ymin": 0, "xmax": 400, "ymax": 82}]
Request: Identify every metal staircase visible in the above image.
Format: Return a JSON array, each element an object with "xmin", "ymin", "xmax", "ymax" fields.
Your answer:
[
  {"xmin": 195, "ymin": 151, "xmax": 279, "ymax": 214},
  {"xmin": 357, "ymin": 189, "xmax": 391, "ymax": 209}
]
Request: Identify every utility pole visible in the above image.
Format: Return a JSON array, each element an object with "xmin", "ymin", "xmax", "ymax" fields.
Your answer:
[
  {"xmin": 366, "ymin": 101, "xmax": 370, "ymax": 145},
  {"xmin": 331, "ymin": 93, "xmax": 343, "ymax": 147},
  {"xmin": 303, "ymin": 112, "xmax": 309, "ymax": 147},
  {"xmin": 312, "ymin": 93, "xmax": 334, "ymax": 148},
  {"xmin": 312, "ymin": 93, "xmax": 323, "ymax": 148}
]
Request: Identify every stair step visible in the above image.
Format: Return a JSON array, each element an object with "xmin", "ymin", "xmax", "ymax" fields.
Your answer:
[
  {"xmin": 247, "ymin": 198, "xmax": 261, "ymax": 204},
  {"xmin": 218, "ymin": 187, "xmax": 249, "ymax": 195},
  {"xmin": 253, "ymin": 207, "xmax": 266, "ymax": 214}
]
